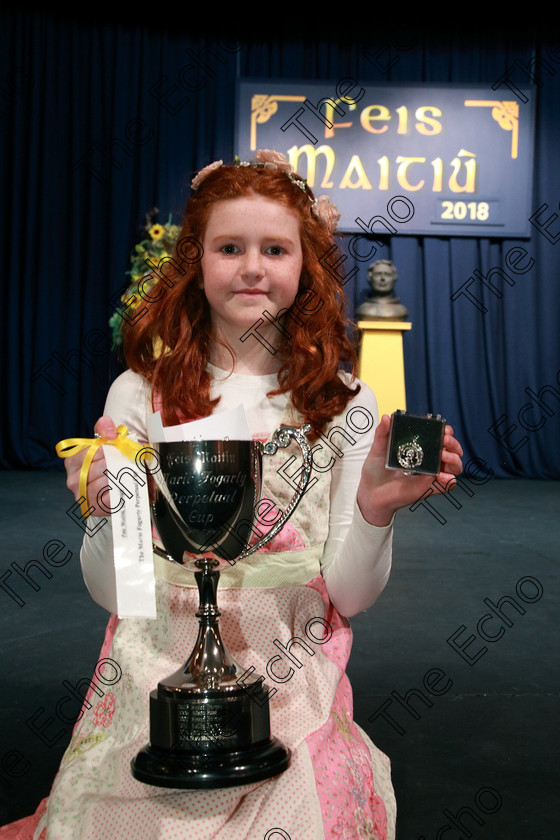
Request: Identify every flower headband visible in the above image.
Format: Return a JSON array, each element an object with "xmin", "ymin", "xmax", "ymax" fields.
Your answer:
[{"xmin": 190, "ymin": 149, "xmax": 341, "ymax": 234}]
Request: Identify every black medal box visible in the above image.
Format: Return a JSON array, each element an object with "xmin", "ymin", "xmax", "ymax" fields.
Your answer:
[{"xmin": 385, "ymin": 410, "xmax": 446, "ymax": 475}]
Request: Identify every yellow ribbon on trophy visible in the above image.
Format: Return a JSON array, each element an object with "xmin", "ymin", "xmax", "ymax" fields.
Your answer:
[{"xmin": 56, "ymin": 425, "xmax": 153, "ymax": 518}]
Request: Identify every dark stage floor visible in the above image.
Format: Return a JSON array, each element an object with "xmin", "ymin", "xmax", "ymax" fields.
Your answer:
[{"xmin": 1, "ymin": 471, "xmax": 558, "ymax": 837}]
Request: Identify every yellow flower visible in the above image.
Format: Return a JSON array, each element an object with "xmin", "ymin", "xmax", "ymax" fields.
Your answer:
[
  {"xmin": 120, "ymin": 289, "xmax": 141, "ymax": 309},
  {"xmin": 148, "ymin": 224, "xmax": 164, "ymax": 241}
]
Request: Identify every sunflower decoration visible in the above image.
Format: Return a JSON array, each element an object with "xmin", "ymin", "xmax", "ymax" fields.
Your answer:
[
  {"xmin": 109, "ymin": 208, "xmax": 181, "ymax": 347},
  {"xmin": 148, "ymin": 223, "xmax": 165, "ymax": 241}
]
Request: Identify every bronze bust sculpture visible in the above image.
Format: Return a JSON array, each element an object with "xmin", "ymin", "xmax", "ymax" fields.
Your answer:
[{"xmin": 356, "ymin": 260, "xmax": 408, "ymax": 321}]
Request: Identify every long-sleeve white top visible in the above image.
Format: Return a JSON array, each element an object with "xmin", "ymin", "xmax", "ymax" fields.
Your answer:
[{"xmin": 79, "ymin": 366, "xmax": 393, "ymax": 618}]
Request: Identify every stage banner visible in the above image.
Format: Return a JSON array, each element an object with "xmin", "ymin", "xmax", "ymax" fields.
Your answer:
[{"xmin": 235, "ymin": 80, "xmax": 535, "ymax": 237}]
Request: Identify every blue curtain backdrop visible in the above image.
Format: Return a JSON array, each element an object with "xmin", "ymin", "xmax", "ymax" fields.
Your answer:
[{"xmin": 1, "ymin": 13, "xmax": 559, "ymax": 478}]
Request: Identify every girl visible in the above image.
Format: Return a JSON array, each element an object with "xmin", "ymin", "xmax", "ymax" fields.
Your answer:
[{"xmin": 4, "ymin": 149, "xmax": 462, "ymax": 840}]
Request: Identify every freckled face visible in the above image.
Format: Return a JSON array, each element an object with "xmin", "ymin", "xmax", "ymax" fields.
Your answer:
[{"xmin": 200, "ymin": 196, "xmax": 303, "ymax": 339}]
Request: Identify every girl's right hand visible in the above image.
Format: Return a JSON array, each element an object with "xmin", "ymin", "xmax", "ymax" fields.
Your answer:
[{"xmin": 64, "ymin": 416, "xmax": 118, "ymax": 517}]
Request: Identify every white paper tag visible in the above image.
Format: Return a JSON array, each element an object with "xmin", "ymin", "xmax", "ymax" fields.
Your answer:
[
  {"xmin": 103, "ymin": 444, "xmax": 157, "ymax": 619},
  {"xmin": 147, "ymin": 404, "xmax": 252, "ymax": 442}
]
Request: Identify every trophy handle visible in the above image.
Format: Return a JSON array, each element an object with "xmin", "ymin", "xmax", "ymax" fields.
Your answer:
[{"xmin": 237, "ymin": 424, "xmax": 313, "ymax": 561}]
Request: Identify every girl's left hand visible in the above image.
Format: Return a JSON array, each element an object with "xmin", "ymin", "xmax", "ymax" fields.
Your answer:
[{"xmin": 356, "ymin": 414, "xmax": 464, "ymax": 527}]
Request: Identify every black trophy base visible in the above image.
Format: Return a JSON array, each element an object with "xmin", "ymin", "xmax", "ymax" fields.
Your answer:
[
  {"xmin": 131, "ymin": 737, "xmax": 291, "ymax": 789},
  {"xmin": 131, "ymin": 682, "xmax": 291, "ymax": 789}
]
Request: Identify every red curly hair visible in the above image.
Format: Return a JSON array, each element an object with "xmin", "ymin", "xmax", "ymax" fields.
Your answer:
[{"xmin": 123, "ymin": 162, "xmax": 360, "ymax": 438}]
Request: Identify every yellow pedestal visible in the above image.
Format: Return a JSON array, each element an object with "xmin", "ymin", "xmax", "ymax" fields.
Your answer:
[{"xmin": 357, "ymin": 321, "xmax": 412, "ymax": 419}]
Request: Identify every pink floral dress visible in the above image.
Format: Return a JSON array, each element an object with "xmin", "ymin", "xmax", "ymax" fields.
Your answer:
[{"xmin": 1, "ymin": 426, "xmax": 396, "ymax": 840}]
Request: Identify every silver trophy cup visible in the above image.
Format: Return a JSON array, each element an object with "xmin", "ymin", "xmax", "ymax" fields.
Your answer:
[{"xmin": 131, "ymin": 425, "xmax": 312, "ymax": 789}]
